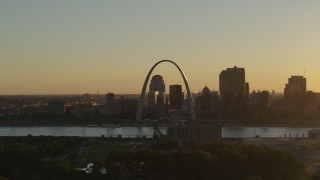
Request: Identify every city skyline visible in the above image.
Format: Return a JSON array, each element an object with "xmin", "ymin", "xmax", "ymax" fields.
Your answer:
[{"xmin": 1, "ymin": 1, "xmax": 320, "ymax": 94}]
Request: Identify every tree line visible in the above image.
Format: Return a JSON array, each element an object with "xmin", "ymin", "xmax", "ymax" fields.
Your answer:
[{"xmin": 0, "ymin": 137, "xmax": 319, "ymax": 180}]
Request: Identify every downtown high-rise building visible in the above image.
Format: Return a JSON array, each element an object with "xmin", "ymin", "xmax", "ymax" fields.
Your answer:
[
  {"xmin": 284, "ymin": 76, "xmax": 306, "ymax": 112},
  {"xmin": 169, "ymin": 84, "xmax": 184, "ymax": 110},
  {"xmin": 148, "ymin": 75, "xmax": 168, "ymax": 116},
  {"xmin": 219, "ymin": 66, "xmax": 249, "ymax": 112},
  {"xmin": 149, "ymin": 75, "xmax": 165, "ymax": 93},
  {"xmin": 148, "ymin": 75, "xmax": 165, "ymax": 107}
]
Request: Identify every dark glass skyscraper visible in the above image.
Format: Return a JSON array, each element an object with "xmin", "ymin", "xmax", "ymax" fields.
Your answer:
[
  {"xmin": 219, "ymin": 66, "xmax": 248, "ymax": 112},
  {"xmin": 169, "ymin": 84, "xmax": 184, "ymax": 110}
]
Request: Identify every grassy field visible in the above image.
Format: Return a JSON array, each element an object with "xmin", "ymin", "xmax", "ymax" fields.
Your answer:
[{"xmin": 78, "ymin": 141, "xmax": 137, "ymax": 161}]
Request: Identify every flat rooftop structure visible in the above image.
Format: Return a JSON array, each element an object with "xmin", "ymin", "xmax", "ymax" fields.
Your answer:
[{"xmin": 309, "ymin": 129, "xmax": 320, "ymax": 139}]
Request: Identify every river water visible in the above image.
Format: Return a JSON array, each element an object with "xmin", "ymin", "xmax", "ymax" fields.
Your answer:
[{"xmin": 0, "ymin": 126, "xmax": 314, "ymax": 138}]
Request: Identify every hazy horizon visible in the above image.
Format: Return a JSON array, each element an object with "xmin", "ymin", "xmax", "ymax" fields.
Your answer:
[{"xmin": 1, "ymin": 1, "xmax": 320, "ymax": 94}]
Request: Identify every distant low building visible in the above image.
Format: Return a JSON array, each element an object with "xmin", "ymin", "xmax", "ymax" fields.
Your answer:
[
  {"xmin": 196, "ymin": 86, "xmax": 219, "ymax": 118},
  {"xmin": 70, "ymin": 106, "xmax": 86, "ymax": 118},
  {"xmin": 101, "ymin": 93, "xmax": 139, "ymax": 117},
  {"xmin": 48, "ymin": 99, "xmax": 65, "ymax": 115},
  {"xmin": 317, "ymin": 94, "xmax": 320, "ymax": 112},
  {"xmin": 105, "ymin": 93, "xmax": 116, "ymax": 115},
  {"xmin": 120, "ymin": 97, "xmax": 138, "ymax": 116},
  {"xmin": 247, "ymin": 90, "xmax": 270, "ymax": 113},
  {"xmin": 83, "ymin": 93, "xmax": 94, "ymax": 106}
]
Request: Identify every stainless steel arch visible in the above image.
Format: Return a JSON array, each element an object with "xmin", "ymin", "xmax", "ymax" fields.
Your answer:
[{"xmin": 136, "ymin": 60, "xmax": 196, "ymax": 121}]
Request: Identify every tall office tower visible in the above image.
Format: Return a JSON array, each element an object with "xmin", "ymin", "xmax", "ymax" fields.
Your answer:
[
  {"xmin": 219, "ymin": 66, "xmax": 249, "ymax": 112},
  {"xmin": 148, "ymin": 91, "xmax": 159, "ymax": 107},
  {"xmin": 284, "ymin": 76, "xmax": 306, "ymax": 112},
  {"xmin": 169, "ymin": 84, "xmax": 184, "ymax": 110},
  {"xmin": 155, "ymin": 92, "xmax": 168, "ymax": 116},
  {"xmin": 149, "ymin": 75, "xmax": 165, "ymax": 93},
  {"xmin": 157, "ymin": 92, "xmax": 165, "ymax": 105},
  {"xmin": 148, "ymin": 75, "xmax": 165, "ymax": 108}
]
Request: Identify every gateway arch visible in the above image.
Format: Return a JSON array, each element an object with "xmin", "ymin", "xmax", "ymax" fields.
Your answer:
[{"xmin": 136, "ymin": 60, "xmax": 196, "ymax": 121}]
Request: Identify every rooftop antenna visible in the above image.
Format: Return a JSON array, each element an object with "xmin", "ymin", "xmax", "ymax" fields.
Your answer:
[{"xmin": 304, "ymin": 68, "xmax": 306, "ymax": 77}]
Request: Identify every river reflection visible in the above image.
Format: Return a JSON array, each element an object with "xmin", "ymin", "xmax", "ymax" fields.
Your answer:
[
  {"xmin": 222, "ymin": 126, "xmax": 311, "ymax": 138},
  {"xmin": 0, "ymin": 126, "xmax": 313, "ymax": 138}
]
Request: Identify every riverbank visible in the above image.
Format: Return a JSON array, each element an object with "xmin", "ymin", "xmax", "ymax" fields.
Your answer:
[{"xmin": 1, "ymin": 116, "xmax": 320, "ymax": 128}]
